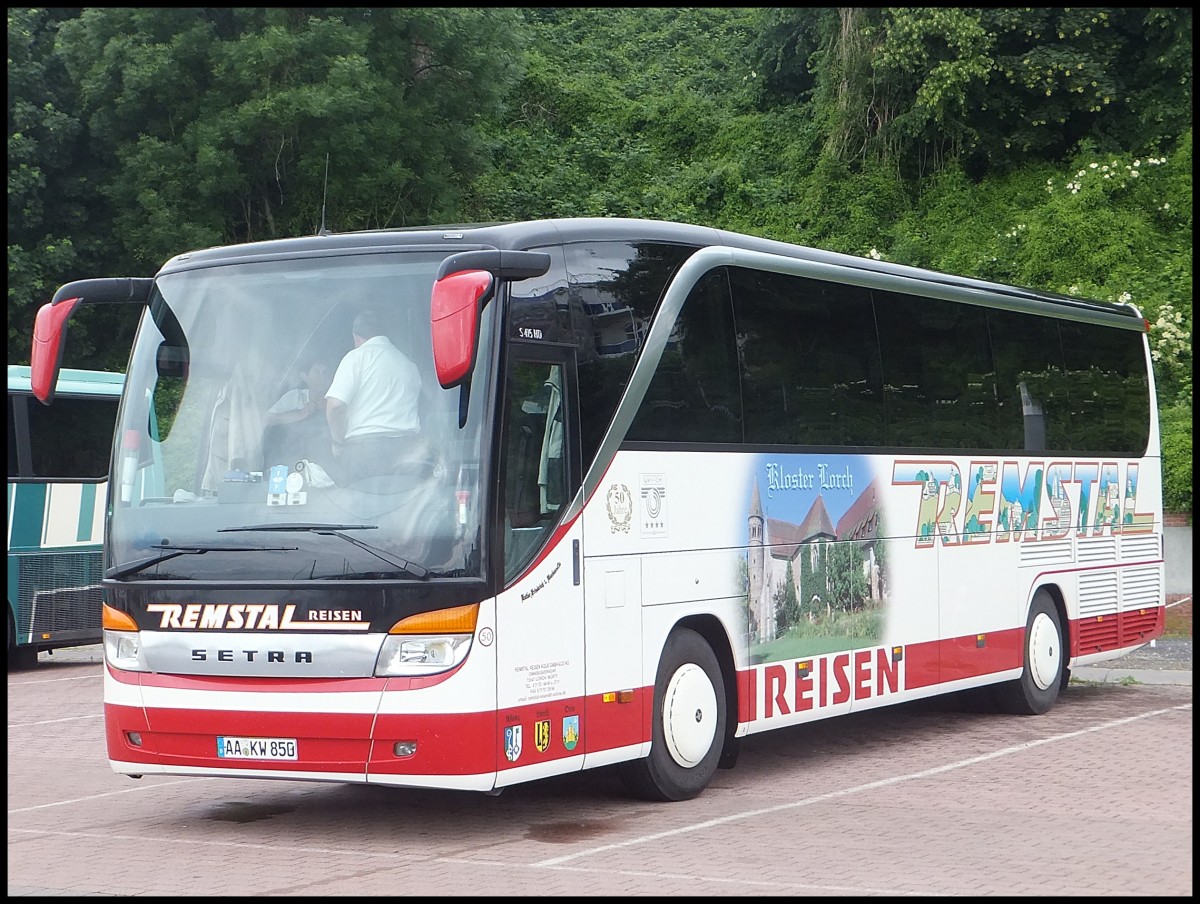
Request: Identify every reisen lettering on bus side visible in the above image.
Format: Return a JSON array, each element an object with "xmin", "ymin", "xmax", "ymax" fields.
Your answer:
[
  {"xmin": 750, "ymin": 646, "xmax": 903, "ymax": 722},
  {"xmin": 145, "ymin": 603, "xmax": 369, "ymax": 630},
  {"xmin": 891, "ymin": 459, "xmax": 1155, "ymax": 548}
]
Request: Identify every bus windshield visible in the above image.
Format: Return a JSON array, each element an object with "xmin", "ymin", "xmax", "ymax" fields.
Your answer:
[{"xmin": 108, "ymin": 251, "xmax": 494, "ymax": 582}]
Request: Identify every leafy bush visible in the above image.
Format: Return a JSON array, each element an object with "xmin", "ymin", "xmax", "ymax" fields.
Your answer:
[{"xmin": 1161, "ymin": 402, "xmax": 1193, "ymax": 517}]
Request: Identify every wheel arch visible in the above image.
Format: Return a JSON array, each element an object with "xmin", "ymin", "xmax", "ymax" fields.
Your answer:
[
  {"xmin": 673, "ymin": 613, "xmax": 738, "ymax": 746},
  {"xmin": 1030, "ymin": 581, "xmax": 1071, "ymax": 661}
]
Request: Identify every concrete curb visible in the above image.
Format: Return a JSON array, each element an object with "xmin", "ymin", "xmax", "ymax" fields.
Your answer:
[{"xmin": 1070, "ymin": 667, "xmax": 1192, "ymax": 686}]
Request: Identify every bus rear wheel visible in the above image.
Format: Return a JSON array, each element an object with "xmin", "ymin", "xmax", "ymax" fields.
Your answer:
[
  {"xmin": 618, "ymin": 627, "xmax": 726, "ymax": 802},
  {"xmin": 995, "ymin": 590, "xmax": 1063, "ymax": 715}
]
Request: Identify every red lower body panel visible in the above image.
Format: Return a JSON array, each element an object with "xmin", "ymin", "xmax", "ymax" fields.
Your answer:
[{"xmin": 106, "ymin": 609, "xmax": 1165, "ymax": 782}]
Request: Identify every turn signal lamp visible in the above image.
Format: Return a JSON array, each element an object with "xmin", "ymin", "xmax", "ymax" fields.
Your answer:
[{"xmin": 103, "ymin": 603, "xmax": 138, "ymax": 631}]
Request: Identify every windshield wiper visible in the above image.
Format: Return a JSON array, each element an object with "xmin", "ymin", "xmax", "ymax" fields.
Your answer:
[
  {"xmin": 222, "ymin": 522, "xmax": 377, "ymax": 532},
  {"xmin": 220, "ymin": 523, "xmax": 429, "ymax": 580},
  {"xmin": 108, "ymin": 542, "xmax": 298, "ymax": 580}
]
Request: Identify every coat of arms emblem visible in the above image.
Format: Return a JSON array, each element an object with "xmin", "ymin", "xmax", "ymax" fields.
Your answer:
[{"xmin": 504, "ymin": 725, "xmax": 523, "ymax": 762}]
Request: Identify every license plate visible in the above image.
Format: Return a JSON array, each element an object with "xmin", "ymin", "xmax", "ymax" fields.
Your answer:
[{"xmin": 216, "ymin": 736, "xmax": 297, "ymax": 760}]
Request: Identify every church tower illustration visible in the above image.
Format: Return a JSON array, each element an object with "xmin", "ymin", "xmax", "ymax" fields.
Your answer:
[{"xmin": 748, "ymin": 479, "xmax": 765, "ymax": 618}]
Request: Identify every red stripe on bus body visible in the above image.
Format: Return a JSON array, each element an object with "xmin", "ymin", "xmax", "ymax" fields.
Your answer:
[
  {"xmin": 110, "ymin": 702, "xmax": 477, "ymax": 774},
  {"xmin": 937, "ymin": 627, "xmax": 1023, "ymax": 684},
  {"xmin": 133, "ymin": 703, "xmax": 373, "ymax": 771},
  {"xmin": 105, "ymin": 703, "xmax": 157, "ymax": 764},
  {"xmin": 900, "ymin": 639, "xmax": 940, "ymax": 688},
  {"xmin": 583, "ymin": 688, "xmax": 648, "ymax": 756},
  {"xmin": 107, "ymin": 605, "xmax": 1167, "ymax": 774},
  {"xmin": 106, "ymin": 692, "xmax": 654, "ymax": 778}
]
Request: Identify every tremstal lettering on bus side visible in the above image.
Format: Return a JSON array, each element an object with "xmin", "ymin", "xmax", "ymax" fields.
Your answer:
[{"xmin": 891, "ymin": 459, "xmax": 1155, "ymax": 547}]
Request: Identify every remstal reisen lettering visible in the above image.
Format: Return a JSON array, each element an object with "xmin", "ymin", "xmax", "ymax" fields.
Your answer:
[{"xmin": 146, "ymin": 603, "xmax": 370, "ymax": 630}]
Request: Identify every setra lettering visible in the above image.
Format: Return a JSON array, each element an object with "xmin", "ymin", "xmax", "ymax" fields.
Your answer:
[{"xmin": 191, "ymin": 649, "xmax": 314, "ymax": 663}]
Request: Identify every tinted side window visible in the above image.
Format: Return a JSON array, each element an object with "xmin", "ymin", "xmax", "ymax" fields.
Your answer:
[
  {"xmin": 566, "ymin": 241, "xmax": 697, "ymax": 466},
  {"xmin": 507, "ymin": 243, "xmax": 572, "ymax": 345},
  {"xmin": 23, "ymin": 394, "xmax": 119, "ymax": 479},
  {"xmin": 987, "ymin": 309, "xmax": 1070, "ymax": 452},
  {"xmin": 874, "ymin": 290, "xmax": 997, "ymax": 449},
  {"xmin": 1058, "ymin": 319, "xmax": 1150, "ymax": 455},
  {"xmin": 731, "ymin": 268, "xmax": 883, "ymax": 446},
  {"xmin": 628, "ymin": 270, "xmax": 741, "ymax": 444}
]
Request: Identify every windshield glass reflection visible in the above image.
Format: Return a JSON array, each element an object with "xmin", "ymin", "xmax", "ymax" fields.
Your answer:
[{"xmin": 108, "ymin": 251, "xmax": 492, "ymax": 581}]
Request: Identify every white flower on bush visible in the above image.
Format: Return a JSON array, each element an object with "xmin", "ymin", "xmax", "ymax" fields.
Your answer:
[
  {"xmin": 1059, "ymin": 154, "xmax": 1165, "ymax": 197},
  {"xmin": 1150, "ymin": 302, "xmax": 1192, "ymax": 369}
]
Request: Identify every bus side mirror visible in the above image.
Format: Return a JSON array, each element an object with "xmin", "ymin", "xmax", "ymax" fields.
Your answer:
[
  {"xmin": 29, "ymin": 277, "xmax": 153, "ymax": 405},
  {"xmin": 432, "ymin": 269, "xmax": 493, "ymax": 389},
  {"xmin": 31, "ymin": 298, "xmax": 84, "ymax": 404},
  {"xmin": 431, "ymin": 250, "xmax": 551, "ymax": 390}
]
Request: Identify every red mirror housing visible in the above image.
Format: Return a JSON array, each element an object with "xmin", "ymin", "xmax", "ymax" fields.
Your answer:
[
  {"xmin": 29, "ymin": 277, "xmax": 153, "ymax": 404},
  {"xmin": 432, "ymin": 269, "xmax": 493, "ymax": 388},
  {"xmin": 30, "ymin": 298, "xmax": 83, "ymax": 404}
]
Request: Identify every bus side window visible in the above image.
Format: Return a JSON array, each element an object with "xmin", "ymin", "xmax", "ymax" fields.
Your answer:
[
  {"xmin": 988, "ymin": 309, "xmax": 1068, "ymax": 452},
  {"xmin": 538, "ymin": 367, "xmax": 564, "ymax": 514},
  {"xmin": 732, "ymin": 268, "xmax": 883, "ymax": 446},
  {"xmin": 627, "ymin": 269, "xmax": 741, "ymax": 444},
  {"xmin": 503, "ymin": 360, "xmax": 568, "ymax": 581}
]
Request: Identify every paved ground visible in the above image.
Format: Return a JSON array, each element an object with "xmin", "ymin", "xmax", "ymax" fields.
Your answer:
[
  {"xmin": 1071, "ymin": 638, "xmax": 1192, "ymax": 686},
  {"xmin": 8, "ymin": 650, "xmax": 1192, "ymax": 897}
]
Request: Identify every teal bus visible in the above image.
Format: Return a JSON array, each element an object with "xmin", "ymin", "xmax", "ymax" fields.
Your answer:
[{"xmin": 7, "ymin": 364, "xmax": 124, "ymax": 668}]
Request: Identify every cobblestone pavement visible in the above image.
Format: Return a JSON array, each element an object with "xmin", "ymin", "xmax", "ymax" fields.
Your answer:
[
  {"xmin": 1097, "ymin": 637, "xmax": 1191, "ymax": 670},
  {"xmin": 1071, "ymin": 637, "xmax": 1192, "ymax": 686}
]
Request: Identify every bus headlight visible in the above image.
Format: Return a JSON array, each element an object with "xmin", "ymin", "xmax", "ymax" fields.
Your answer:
[
  {"xmin": 373, "ymin": 603, "xmax": 479, "ymax": 677},
  {"xmin": 103, "ymin": 629, "xmax": 149, "ymax": 671},
  {"xmin": 375, "ymin": 633, "xmax": 472, "ymax": 676}
]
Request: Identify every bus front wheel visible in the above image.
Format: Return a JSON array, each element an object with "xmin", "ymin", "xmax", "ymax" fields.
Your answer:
[
  {"xmin": 995, "ymin": 590, "xmax": 1063, "ymax": 715},
  {"xmin": 618, "ymin": 627, "xmax": 726, "ymax": 802}
]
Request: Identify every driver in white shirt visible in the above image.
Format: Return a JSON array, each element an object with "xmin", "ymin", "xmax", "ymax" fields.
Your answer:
[{"xmin": 325, "ymin": 309, "xmax": 422, "ymax": 485}]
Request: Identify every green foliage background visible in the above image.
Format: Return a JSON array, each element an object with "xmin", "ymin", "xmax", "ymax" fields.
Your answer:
[{"xmin": 8, "ymin": 7, "xmax": 1192, "ymax": 514}]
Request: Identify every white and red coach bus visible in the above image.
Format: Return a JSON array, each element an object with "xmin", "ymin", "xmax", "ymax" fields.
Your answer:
[{"xmin": 30, "ymin": 218, "xmax": 1165, "ymax": 800}]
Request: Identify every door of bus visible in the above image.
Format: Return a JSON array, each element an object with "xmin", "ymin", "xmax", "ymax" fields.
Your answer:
[{"xmin": 493, "ymin": 345, "xmax": 585, "ymax": 785}]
